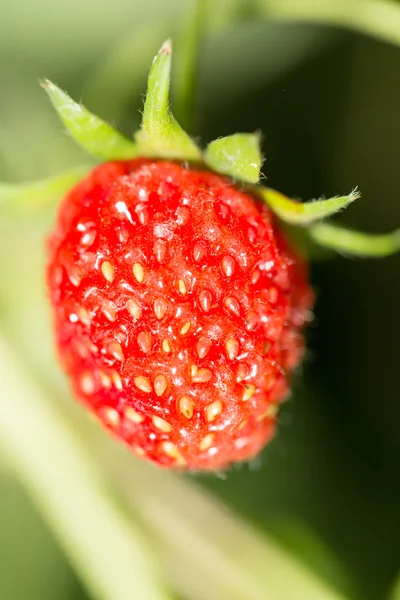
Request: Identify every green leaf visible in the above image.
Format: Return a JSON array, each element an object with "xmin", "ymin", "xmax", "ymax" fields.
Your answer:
[
  {"xmin": 0, "ymin": 166, "xmax": 91, "ymax": 214},
  {"xmin": 135, "ymin": 40, "xmax": 202, "ymax": 161},
  {"xmin": 115, "ymin": 455, "xmax": 345, "ymax": 600},
  {"xmin": 41, "ymin": 80, "xmax": 138, "ymax": 160},
  {"xmin": 309, "ymin": 222, "xmax": 400, "ymax": 257},
  {"xmin": 258, "ymin": 187, "xmax": 359, "ymax": 225},
  {"xmin": 204, "ymin": 133, "xmax": 263, "ymax": 183}
]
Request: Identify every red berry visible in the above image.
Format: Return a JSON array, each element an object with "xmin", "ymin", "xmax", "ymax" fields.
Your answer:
[{"xmin": 47, "ymin": 160, "xmax": 313, "ymax": 470}]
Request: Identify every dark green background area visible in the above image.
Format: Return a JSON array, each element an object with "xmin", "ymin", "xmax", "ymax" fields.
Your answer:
[{"xmin": 1, "ymin": 1, "xmax": 399, "ymax": 599}]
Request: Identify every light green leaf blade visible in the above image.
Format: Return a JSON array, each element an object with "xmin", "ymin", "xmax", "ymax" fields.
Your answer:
[
  {"xmin": 258, "ymin": 187, "xmax": 359, "ymax": 225},
  {"xmin": 0, "ymin": 334, "xmax": 170, "ymax": 600},
  {"xmin": 41, "ymin": 80, "xmax": 138, "ymax": 160},
  {"xmin": 390, "ymin": 574, "xmax": 400, "ymax": 600},
  {"xmin": 135, "ymin": 40, "xmax": 202, "ymax": 161},
  {"xmin": 204, "ymin": 133, "xmax": 262, "ymax": 183},
  {"xmin": 0, "ymin": 166, "xmax": 90, "ymax": 214},
  {"xmin": 113, "ymin": 453, "xmax": 346, "ymax": 600},
  {"xmin": 309, "ymin": 222, "xmax": 400, "ymax": 257}
]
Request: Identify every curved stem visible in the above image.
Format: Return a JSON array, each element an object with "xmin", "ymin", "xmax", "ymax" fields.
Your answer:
[{"xmin": 260, "ymin": 0, "xmax": 400, "ymax": 47}]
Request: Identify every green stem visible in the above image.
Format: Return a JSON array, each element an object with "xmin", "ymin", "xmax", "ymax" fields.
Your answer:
[
  {"xmin": 0, "ymin": 334, "xmax": 170, "ymax": 600},
  {"xmin": 174, "ymin": 0, "xmax": 210, "ymax": 132}
]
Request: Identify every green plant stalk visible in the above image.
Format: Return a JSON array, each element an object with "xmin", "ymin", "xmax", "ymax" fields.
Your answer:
[
  {"xmin": 0, "ymin": 334, "xmax": 170, "ymax": 600},
  {"xmin": 174, "ymin": 0, "xmax": 210, "ymax": 131}
]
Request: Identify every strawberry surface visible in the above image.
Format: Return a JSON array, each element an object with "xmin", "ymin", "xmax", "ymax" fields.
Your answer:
[{"xmin": 47, "ymin": 160, "xmax": 313, "ymax": 470}]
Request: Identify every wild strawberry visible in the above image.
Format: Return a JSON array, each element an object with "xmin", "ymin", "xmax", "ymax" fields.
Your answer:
[
  {"xmin": 35, "ymin": 40, "xmax": 398, "ymax": 470},
  {"xmin": 47, "ymin": 159, "xmax": 312, "ymax": 469}
]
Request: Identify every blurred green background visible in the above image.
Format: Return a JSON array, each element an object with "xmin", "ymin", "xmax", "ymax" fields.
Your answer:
[{"xmin": 1, "ymin": 1, "xmax": 400, "ymax": 599}]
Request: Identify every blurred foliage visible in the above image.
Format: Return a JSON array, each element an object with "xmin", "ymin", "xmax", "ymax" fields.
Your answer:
[{"xmin": 1, "ymin": 1, "xmax": 400, "ymax": 600}]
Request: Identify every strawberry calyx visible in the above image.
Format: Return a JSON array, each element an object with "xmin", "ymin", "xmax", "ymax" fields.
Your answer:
[{"xmin": 2, "ymin": 40, "xmax": 399, "ymax": 258}]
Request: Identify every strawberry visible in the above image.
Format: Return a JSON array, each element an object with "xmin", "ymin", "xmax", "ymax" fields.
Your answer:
[
  {"xmin": 47, "ymin": 159, "xmax": 313, "ymax": 470},
  {"xmin": 33, "ymin": 40, "xmax": 397, "ymax": 470}
]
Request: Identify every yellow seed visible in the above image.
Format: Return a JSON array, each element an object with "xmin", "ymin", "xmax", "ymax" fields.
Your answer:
[
  {"xmin": 199, "ymin": 433, "xmax": 215, "ymax": 451},
  {"xmin": 77, "ymin": 307, "xmax": 91, "ymax": 326},
  {"xmin": 206, "ymin": 400, "xmax": 222, "ymax": 422},
  {"xmin": 162, "ymin": 339, "xmax": 171, "ymax": 353},
  {"xmin": 161, "ymin": 441, "xmax": 185, "ymax": 464},
  {"xmin": 237, "ymin": 419, "xmax": 247, "ymax": 431},
  {"xmin": 236, "ymin": 363, "xmax": 248, "ymax": 383},
  {"xmin": 137, "ymin": 331, "xmax": 152, "ymax": 354},
  {"xmin": 178, "ymin": 279, "xmax": 187, "ymax": 295},
  {"xmin": 108, "ymin": 341, "xmax": 124, "ymax": 362},
  {"xmin": 124, "ymin": 407, "xmax": 144, "ymax": 423},
  {"xmin": 225, "ymin": 337, "xmax": 239, "ymax": 361},
  {"xmin": 152, "ymin": 415, "xmax": 172, "ymax": 432},
  {"xmin": 224, "ymin": 296, "xmax": 240, "ymax": 316},
  {"xmin": 88, "ymin": 341, "xmax": 98, "ymax": 354},
  {"xmin": 80, "ymin": 372, "xmax": 95, "ymax": 394},
  {"xmin": 136, "ymin": 205, "xmax": 149, "ymax": 225},
  {"xmin": 133, "ymin": 262, "xmax": 144, "ymax": 283},
  {"xmin": 251, "ymin": 269, "xmax": 261, "ymax": 285},
  {"xmin": 257, "ymin": 404, "xmax": 279, "ymax": 421},
  {"xmin": 191, "ymin": 365, "xmax": 198, "ymax": 378},
  {"xmin": 111, "ymin": 371, "xmax": 123, "ymax": 391},
  {"xmin": 154, "ymin": 240, "xmax": 167, "ymax": 262},
  {"xmin": 192, "ymin": 368, "xmax": 212, "ymax": 383},
  {"xmin": 101, "ymin": 260, "xmax": 115, "ymax": 283},
  {"xmin": 196, "ymin": 336, "xmax": 212, "ymax": 359},
  {"xmin": 199, "ymin": 289, "xmax": 212, "ymax": 312},
  {"xmin": 69, "ymin": 267, "xmax": 82, "ymax": 287},
  {"xmin": 99, "ymin": 371, "xmax": 112, "ymax": 389},
  {"xmin": 242, "ymin": 383, "xmax": 256, "ymax": 402},
  {"xmin": 102, "ymin": 301, "xmax": 116, "ymax": 322},
  {"xmin": 154, "ymin": 298, "xmax": 168, "ymax": 320},
  {"xmin": 133, "ymin": 445, "xmax": 146, "ymax": 457},
  {"xmin": 221, "ymin": 255, "xmax": 235, "ymax": 277},
  {"xmin": 193, "ymin": 241, "xmax": 206, "ymax": 262},
  {"xmin": 154, "ymin": 374, "xmax": 168, "ymax": 397},
  {"xmin": 179, "ymin": 395, "xmax": 194, "ymax": 419},
  {"xmin": 81, "ymin": 230, "xmax": 96, "ymax": 247},
  {"xmin": 268, "ymin": 287, "xmax": 278, "ymax": 304},
  {"xmin": 126, "ymin": 299, "xmax": 141, "ymax": 320},
  {"xmin": 180, "ymin": 321, "xmax": 191, "ymax": 335},
  {"xmin": 161, "ymin": 440, "xmax": 178, "ymax": 457},
  {"xmin": 134, "ymin": 375, "xmax": 152, "ymax": 393},
  {"xmin": 102, "ymin": 407, "xmax": 120, "ymax": 427}
]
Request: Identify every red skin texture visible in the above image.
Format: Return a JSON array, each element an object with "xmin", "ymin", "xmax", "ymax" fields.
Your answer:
[{"xmin": 47, "ymin": 160, "xmax": 313, "ymax": 470}]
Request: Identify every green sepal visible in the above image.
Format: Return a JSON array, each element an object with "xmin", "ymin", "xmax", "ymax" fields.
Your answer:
[
  {"xmin": 0, "ymin": 166, "xmax": 91, "ymax": 214},
  {"xmin": 135, "ymin": 40, "xmax": 202, "ymax": 161},
  {"xmin": 309, "ymin": 222, "xmax": 400, "ymax": 257},
  {"xmin": 204, "ymin": 133, "xmax": 262, "ymax": 183},
  {"xmin": 41, "ymin": 80, "xmax": 138, "ymax": 160},
  {"xmin": 258, "ymin": 187, "xmax": 360, "ymax": 226}
]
